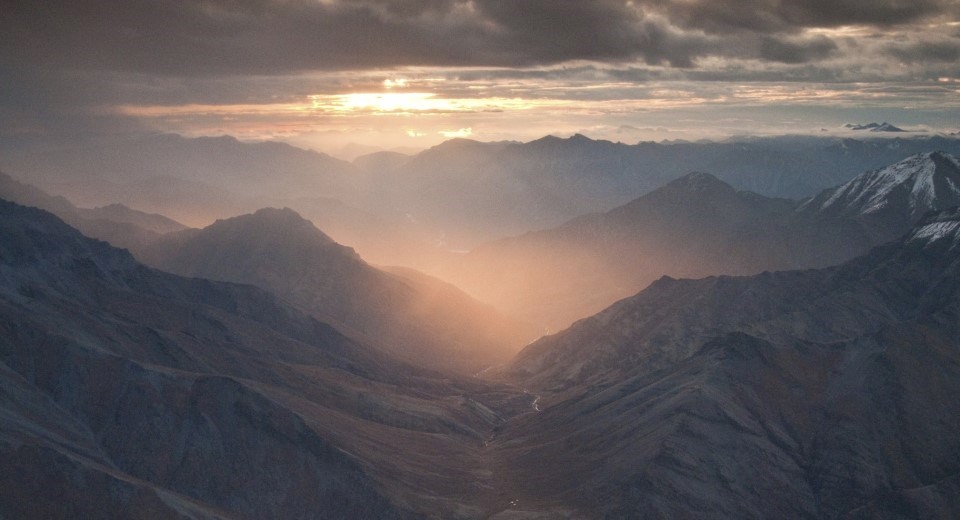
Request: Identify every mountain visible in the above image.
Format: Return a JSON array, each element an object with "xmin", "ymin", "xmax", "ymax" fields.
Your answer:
[
  {"xmin": 0, "ymin": 198, "xmax": 545, "ymax": 518},
  {"xmin": 0, "ymin": 170, "xmax": 188, "ymax": 251},
  {"xmin": 444, "ymin": 172, "xmax": 800, "ymax": 328},
  {"xmin": 845, "ymin": 122, "xmax": 906, "ymax": 132},
  {"xmin": 494, "ymin": 208, "xmax": 960, "ymax": 517},
  {"xmin": 445, "ymin": 152, "xmax": 960, "ymax": 330},
  {"xmin": 799, "ymin": 151, "xmax": 960, "ymax": 242},
  {"xmin": 83, "ymin": 203, "xmax": 188, "ymax": 234},
  {"xmin": 140, "ymin": 207, "xmax": 537, "ymax": 373}
]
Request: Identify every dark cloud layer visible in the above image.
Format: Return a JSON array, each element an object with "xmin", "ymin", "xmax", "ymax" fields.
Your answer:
[
  {"xmin": 759, "ymin": 35, "xmax": 838, "ymax": 64},
  {"xmin": 3, "ymin": 0, "xmax": 957, "ymax": 77},
  {"xmin": 886, "ymin": 40, "xmax": 960, "ymax": 63},
  {"xmin": 638, "ymin": 0, "xmax": 958, "ymax": 34}
]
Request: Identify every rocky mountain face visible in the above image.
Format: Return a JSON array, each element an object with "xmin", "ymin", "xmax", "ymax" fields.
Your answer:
[
  {"xmin": 496, "ymin": 208, "xmax": 960, "ymax": 518},
  {"xmin": 0, "ymin": 198, "xmax": 542, "ymax": 519},
  {"xmin": 140, "ymin": 207, "xmax": 537, "ymax": 374},
  {"xmin": 448, "ymin": 152, "xmax": 960, "ymax": 330},
  {"xmin": 0, "ymin": 170, "xmax": 188, "ymax": 252},
  {"xmin": 799, "ymin": 151, "xmax": 960, "ymax": 243}
]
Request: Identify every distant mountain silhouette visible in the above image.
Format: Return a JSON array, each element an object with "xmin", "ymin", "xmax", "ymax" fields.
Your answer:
[
  {"xmin": 844, "ymin": 122, "xmax": 906, "ymax": 132},
  {"xmin": 0, "ymin": 170, "xmax": 187, "ymax": 251}
]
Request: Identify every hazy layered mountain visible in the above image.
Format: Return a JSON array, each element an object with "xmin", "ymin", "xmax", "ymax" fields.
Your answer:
[
  {"xmin": 7, "ymin": 131, "xmax": 960, "ymax": 257},
  {"xmin": 11, "ymin": 133, "xmax": 358, "ymax": 202},
  {"xmin": 0, "ymin": 170, "xmax": 187, "ymax": 252},
  {"xmin": 362, "ymin": 134, "xmax": 960, "ymax": 248},
  {"xmin": 0, "ymin": 198, "xmax": 541, "ymax": 519},
  {"xmin": 494, "ymin": 208, "xmax": 960, "ymax": 518},
  {"xmin": 0, "ymin": 134, "xmax": 364, "ymax": 230},
  {"xmin": 141, "ymin": 207, "xmax": 537, "ymax": 373},
  {"xmin": 448, "ymin": 152, "xmax": 960, "ymax": 330}
]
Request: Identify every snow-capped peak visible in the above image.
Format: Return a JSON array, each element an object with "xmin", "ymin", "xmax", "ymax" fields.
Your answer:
[{"xmin": 815, "ymin": 151, "xmax": 960, "ymax": 219}]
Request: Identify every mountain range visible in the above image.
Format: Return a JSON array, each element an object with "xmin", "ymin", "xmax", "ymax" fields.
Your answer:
[
  {"xmin": 5, "ymin": 132, "xmax": 960, "ymax": 259},
  {"xmin": 447, "ymin": 151, "xmax": 960, "ymax": 329},
  {"xmin": 495, "ymin": 206, "xmax": 960, "ymax": 517},
  {"xmin": 0, "ymin": 198, "xmax": 542, "ymax": 518}
]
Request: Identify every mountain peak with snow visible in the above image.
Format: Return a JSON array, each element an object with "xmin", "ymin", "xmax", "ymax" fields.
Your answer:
[
  {"xmin": 809, "ymin": 151, "xmax": 960, "ymax": 221},
  {"xmin": 844, "ymin": 122, "xmax": 905, "ymax": 132}
]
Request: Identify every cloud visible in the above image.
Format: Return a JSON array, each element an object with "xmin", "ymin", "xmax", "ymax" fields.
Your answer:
[
  {"xmin": 0, "ymin": 0, "xmax": 716, "ymax": 74},
  {"xmin": 758, "ymin": 35, "xmax": 838, "ymax": 64},
  {"xmin": 438, "ymin": 127, "xmax": 472, "ymax": 138},
  {"xmin": 3, "ymin": 0, "xmax": 958, "ymax": 80},
  {"xmin": 885, "ymin": 39, "xmax": 960, "ymax": 63},
  {"xmin": 635, "ymin": 0, "xmax": 959, "ymax": 34}
]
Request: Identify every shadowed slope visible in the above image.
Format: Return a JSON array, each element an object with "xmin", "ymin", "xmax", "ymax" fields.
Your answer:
[
  {"xmin": 0, "ymin": 198, "xmax": 532, "ymax": 519},
  {"xmin": 493, "ymin": 208, "xmax": 960, "ymax": 518}
]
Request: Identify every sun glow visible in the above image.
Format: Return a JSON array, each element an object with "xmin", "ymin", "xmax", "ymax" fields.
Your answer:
[
  {"xmin": 308, "ymin": 93, "xmax": 564, "ymax": 114},
  {"xmin": 335, "ymin": 92, "xmax": 446, "ymax": 112}
]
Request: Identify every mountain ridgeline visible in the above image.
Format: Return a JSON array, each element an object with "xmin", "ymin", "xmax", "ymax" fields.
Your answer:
[
  {"xmin": 0, "ymin": 170, "xmax": 188, "ymax": 252},
  {"xmin": 5, "ymin": 132, "xmax": 960, "ymax": 259}
]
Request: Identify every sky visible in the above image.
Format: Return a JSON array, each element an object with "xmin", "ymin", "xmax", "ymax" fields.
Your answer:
[{"xmin": 2, "ymin": 0, "xmax": 959, "ymax": 157}]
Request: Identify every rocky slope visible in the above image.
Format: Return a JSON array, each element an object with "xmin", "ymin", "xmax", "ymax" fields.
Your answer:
[
  {"xmin": 0, "ymin": 198, "xmax": 534, "ymax": 519},
  {"xmin": 495, "ymin": 208, "xmax": 960, "ymax": 518},
  {"xmin": 799, "ymin": 151, "xmax": 960, "ymax": 242}
]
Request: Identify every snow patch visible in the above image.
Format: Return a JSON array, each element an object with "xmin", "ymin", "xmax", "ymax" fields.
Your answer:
[
  {"xmin": 910, "ymin": 220, "xmax": 960, "ymax": 244},
  {"xmin": 819, "ymin": 152, "xmax": 954, "ymax": 215}
]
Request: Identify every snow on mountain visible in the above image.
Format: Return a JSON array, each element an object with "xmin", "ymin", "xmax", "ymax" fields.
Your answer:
[
  {"xmin": 844, "ymin": 122, "xmax": 905, "ymax": 132},
  {"xmin": 908, "ymin": 207, "xmax": 960, "ymax": 246},
  {"xmin": 807, "ymin": 151, "xmax": 960, "ymax": 220}
]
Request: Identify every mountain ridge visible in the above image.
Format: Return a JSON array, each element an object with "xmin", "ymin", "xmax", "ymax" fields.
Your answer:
[{"xmin": 141, "ymin": 206, "xmax": 537, "ymax": 374}]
